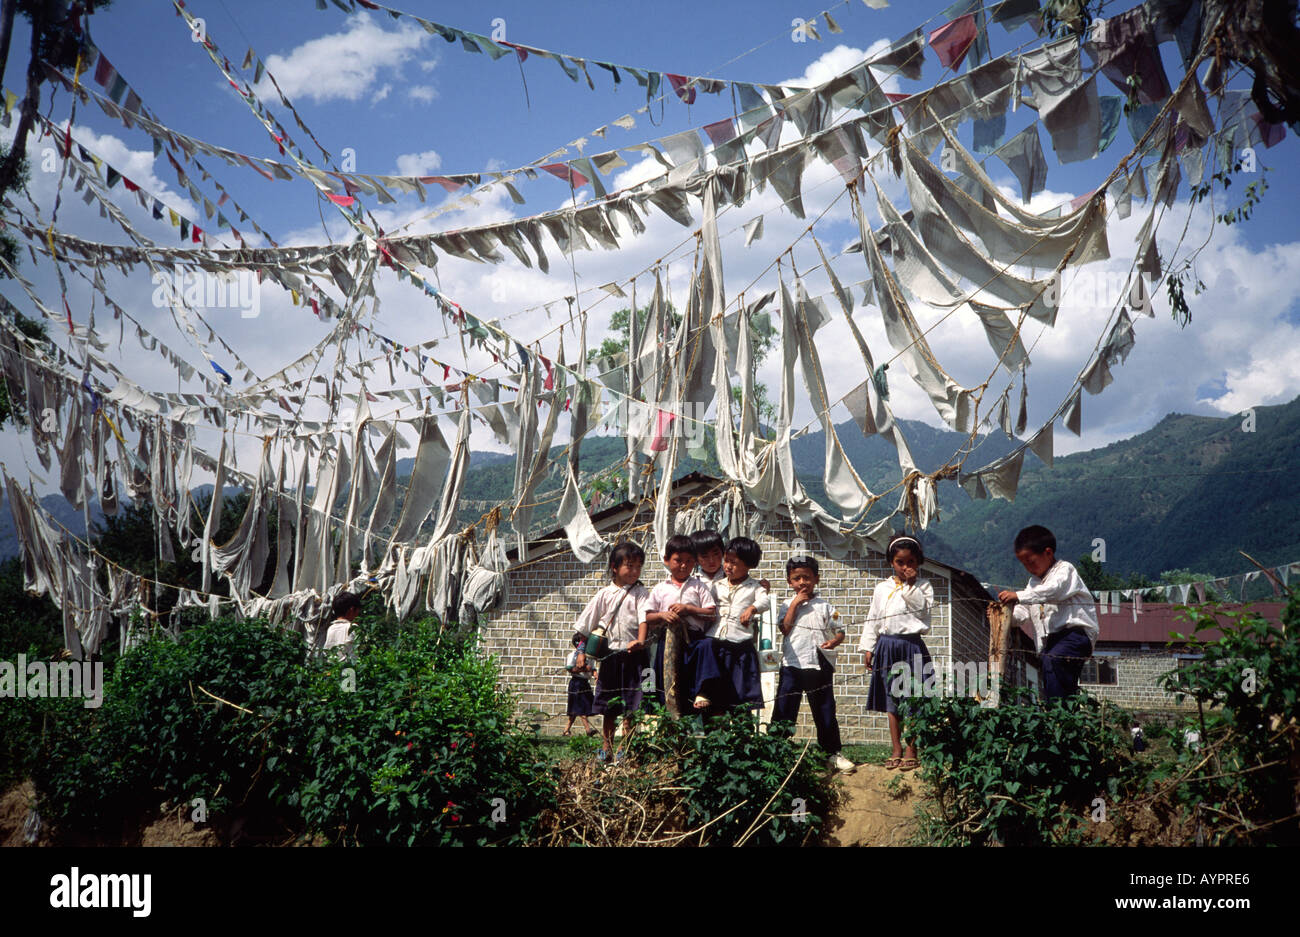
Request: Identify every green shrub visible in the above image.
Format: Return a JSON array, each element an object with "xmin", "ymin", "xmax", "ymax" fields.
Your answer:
[
  {"xmin": 30, "ymin": 613, "xmax": 554, "ymax": 845},
  {"xmin": 903, "ymin": 687, "xmax": 1136, "ymax": 845},
  {"xmin": 33, "ymin": 616, "xmax": 314, "ymax": 832},
  {"xmin": 631, "ymin": 707, "xmax": 839, "ymax": 846},
  {"xmin": 1155, "ymin": 590, "xmax": 1300, "ymax": 844},
  {"xmin": 280, "ymin": 624, "xmax": 554, "ymax": 845}
]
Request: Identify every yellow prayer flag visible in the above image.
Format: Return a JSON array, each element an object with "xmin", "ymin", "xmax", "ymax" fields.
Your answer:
[{"xmin": 103, "ymin": 412, "xmax": 127, "ymax": 446}]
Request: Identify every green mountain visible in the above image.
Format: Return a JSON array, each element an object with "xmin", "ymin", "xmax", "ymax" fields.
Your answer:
[
  {"xmin": 922, "ymin": 396, "xmax": 1300, "ymax": 585},
  {"xmin": 439, "ymin": 395, "xmax": 1300, "ymax": 588}
]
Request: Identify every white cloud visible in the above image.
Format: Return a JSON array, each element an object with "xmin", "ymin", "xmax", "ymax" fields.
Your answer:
[
  {"xmin": 259, "ymin": 13, "xmax": 429, "ymax": 104},
  {"xmin": 783, "ymin": 40, "xmax": 890, "ymax": 88},
  {"xmin": 394, "ymin": 149, "xmax": 443, "ymax": 176},
  {"xmin": 407, "ymin": 84, "xmax": 437, "ymax": 103}
]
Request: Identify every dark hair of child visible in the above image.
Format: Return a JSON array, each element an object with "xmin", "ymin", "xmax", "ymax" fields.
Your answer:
[
  {"xmin": 1013, "ymin": 525, "xmax": 1056, "ymax": 555},
  {"xmin": 332, "ymin": 592, "xmax": 361, "ymax": 618},
  {"xmin": 572, "ymin": 633, "xmax": 585, "ymax": 648},
  {"xmin": 786, "ymin": 554, "xmax": 820, "ymax": 578},
  {"xmin": 886, "ymin": 534, "xmax": 925, "ymax": 564},
  {"xmin": 608, "ymin": 541, "xmax": 646, "ymax": 571},
  {"xmin": 663, "ymin": 534, "xmax": 697, "ymax": 561},
  {"xmin": 725, "ymin": 536, "xmax": 762, "ymax": 568},
  {"xmin": 690, "ymin": 529, "xmax": 725, "ymax": 555}
]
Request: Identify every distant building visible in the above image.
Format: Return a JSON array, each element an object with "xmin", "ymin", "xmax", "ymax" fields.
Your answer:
[
  {"xmin": 480, "ymin": 472, "xmax": 993, "ymax": 744},
  {"xmin": 1011, "ymin": 601, "xmax": 1288, "ymax": 712}
]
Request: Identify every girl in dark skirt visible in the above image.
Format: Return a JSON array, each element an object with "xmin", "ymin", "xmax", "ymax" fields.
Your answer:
[
  {"xmin": 563, "ymin": 633, "xmax": 596, "ymax": 736},
  {"xmin": 692, "ymin": 536, "xmax": 769, "ymax": 712},
  {"xmin": 861, "ymin": 534, "xmax": 934, "ymax": 770},
  {"xmin": 575, "ymin": 542, "xmax": 651, "ymax": 763}
]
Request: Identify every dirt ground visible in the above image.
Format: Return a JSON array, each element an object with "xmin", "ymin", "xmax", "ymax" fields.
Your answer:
[
  {"xmin": 2, "ymin": 782, "xmax": 221, "ymax": 847},
  {"xmin": 825, "ymin": 763, "xmax": 920, "ymax": 846},
  {"xmin": 4, "ymin": 768, "xmax": 922, "ymax": 846},
  {"xmin": 0, "ymin": 782, "xmax": 38, "ymax": 847}
]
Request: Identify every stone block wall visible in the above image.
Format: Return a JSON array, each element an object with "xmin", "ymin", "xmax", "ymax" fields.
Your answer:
[
  {"xmin": 480, "ymin": 495, "xmax": 991, "ymax": 745},
  {"xmin": 1081, "ymin": 643, "xmax": 1197, "ymax": 711}
]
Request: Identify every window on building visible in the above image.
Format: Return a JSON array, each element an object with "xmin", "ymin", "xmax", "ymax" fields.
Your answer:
[
  {"xmin": 1081, "ymin": 651, "xmax": 1119, "ymax": 686},
  {"xmin": 1175, "ymin": 654, "xmax": 1204, "ymax": 669}
]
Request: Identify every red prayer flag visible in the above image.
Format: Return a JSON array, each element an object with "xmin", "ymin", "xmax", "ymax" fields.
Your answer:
[
  {"xmin": 703, "ymin": 118, "xmax": 737, "ymax": 146},
  {"xmin": 422, "ymin": 175, "xmax": 465, "ymax": 193},
  {"xmin": 93, "ymin": 54, "xmax": 113, "ymax": 88},
  {"xmin": 325, "ymin": 192, "xmax": 356, "ymax": 207},
  {"xmin": 927, "ymin": 15, "xmax": 977, "ymax": 70},
  {"xmin": 648, "ymin": 409, "xmax": 675, "ymax": 452},
  {"xmin": 241, "ymin": 154, "xmax": 275, "ymax": 181},
  {"xmin": 1069, "ymin": 190, "xmax": 1096, "ymax": 212},
  {"xmin": 540, "ymin": 163, "xmax": 589, "ymax": 188},
  {"xmin": 666, "ymin": 74, "xmax": 696, "ymax": 105},
  {"xmin": 500, "ymin": 41, "xmax": 529, "ymax": 63}
]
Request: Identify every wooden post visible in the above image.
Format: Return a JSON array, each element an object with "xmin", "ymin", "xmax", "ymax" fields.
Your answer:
[
  {"xmin": 986, "ymin": 601, "xmax": 1013, "ymax": 707},
  {"xmin": 663, "ymin": 623, "xmax": 686, "ymax": 717}
]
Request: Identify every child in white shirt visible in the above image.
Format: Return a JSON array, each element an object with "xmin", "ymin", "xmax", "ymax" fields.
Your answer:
[
  {"xmin": 644, "ymin": 535, "xmax": 717, "ymax": 713},
  {"xmin": 772, "ymin": 555, "xmax": 854, "ymax": 772},
  {"xmin": 562, "ymin": 633, "xmax": 596, "ymax": 737},
  {"xmin": 691, "ymin": 529, "xmax": 727, "ymax": 587},
  {"xmin": 575, "ymin": 542, "xmax": 650, "ymax": 762},
  {"xmin": 997, "ymin": 525, "xmax": 1099, "ymax": 700},
  {"xmin": 862, "ymin": 535, "xmax": 933, "ymax": 770},
  {"xmin": 691, "ymin": 536, "xmax": 770, "ymax": 713},
  {"xmin": 321, "ymin": 591, "xmax": 362, "ymax": 661}
]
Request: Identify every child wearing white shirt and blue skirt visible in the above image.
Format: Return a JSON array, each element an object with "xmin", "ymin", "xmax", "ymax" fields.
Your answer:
[
  {"xmin": 575, "ymin": 542, "xmax": 651, "ymax": 763},
  {"xmin": 862, "ymin": 535, "xmax": 933, "ymax": 770},
  {"xmin": 690, "ymin": 536, "xmax": 770, "ymax": 712}
]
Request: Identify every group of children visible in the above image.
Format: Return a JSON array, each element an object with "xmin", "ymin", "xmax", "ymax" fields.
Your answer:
[{"xmin": 568, "ymin": 523, "xmax": 1101, "ymax": 770}]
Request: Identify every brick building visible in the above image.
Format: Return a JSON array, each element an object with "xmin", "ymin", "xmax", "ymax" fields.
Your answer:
[
  {"xmin": 1011, "ymin": 601, "xmax": 1287, "ymax": 712},
  {"xmin": 480, "ymin": 472, "xmax": 992, "ymax": 744}
]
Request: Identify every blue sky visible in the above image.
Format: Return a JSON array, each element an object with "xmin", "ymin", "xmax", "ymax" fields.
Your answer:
[{"xmin": 3, "ymin": 0, "xmax": 1299, "ymax": 494}]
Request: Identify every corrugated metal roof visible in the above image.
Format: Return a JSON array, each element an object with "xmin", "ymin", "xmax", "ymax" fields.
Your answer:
[{"xmin": 1011, "ymin": 602, "xmax": 1287, "ymax": 646}]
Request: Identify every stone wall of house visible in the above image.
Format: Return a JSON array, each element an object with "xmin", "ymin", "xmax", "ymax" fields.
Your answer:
[
  {"xmin": 479, "ymin": 495, "xmax": 989, "ymax": 746},
  {"xmin": 1081, "ymin": 643, "xmax": 1197, "ymax": 711}
]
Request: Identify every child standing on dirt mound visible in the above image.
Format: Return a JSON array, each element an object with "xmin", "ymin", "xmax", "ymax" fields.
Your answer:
[
  {"xmin": 861, "ymin": 534, "xmax": 933, "ymax": 771},
  {"xmin": 772, "ymin": 554, "xmax": 854, "ymax": 773},
  {"xmin": 575, "ymin": 542, "xmax": 651, "ymax": 764}
]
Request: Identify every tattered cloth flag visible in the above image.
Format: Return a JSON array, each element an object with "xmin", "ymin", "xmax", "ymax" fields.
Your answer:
[
  {"xmin": 540, "ymin": 163, "xmax": 589, "ymax": 188},
  {"xmin": 666, "ymin": 73, "xmax": 696, "ymax": 105},
  {"xmin": 928, "ymin": 14, "xmax": 977, "ymax": 70}
]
